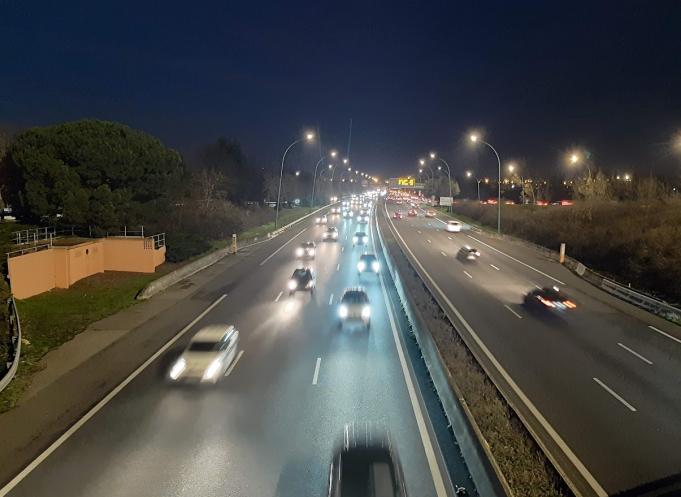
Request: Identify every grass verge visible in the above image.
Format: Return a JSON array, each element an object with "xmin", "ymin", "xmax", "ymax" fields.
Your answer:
[
  {"xmin": 239, "ymin": 207, "xmax": 313, "ymax": 241},
  {"xmin": 380, "ymin": 212, "xmax": 571, "ymax": 497}
]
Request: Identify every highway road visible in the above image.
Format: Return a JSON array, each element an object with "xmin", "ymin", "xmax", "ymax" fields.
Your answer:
[
  {"xmin": 383, "ymin": 201, "xmax": 681, "ymax": 496},
  {"xmin": 1, "ymin": 204, "xmax": 472, "ymax": 497}
]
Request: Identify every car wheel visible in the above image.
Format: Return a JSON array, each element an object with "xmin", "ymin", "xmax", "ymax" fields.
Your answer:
[{"xmin": 289, "ymin": 291, "xmax": 294, "ymax": 297}]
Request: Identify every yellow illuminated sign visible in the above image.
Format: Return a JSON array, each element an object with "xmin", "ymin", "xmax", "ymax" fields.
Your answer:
[{"xmin": 397, "ymin": 177, "xmax": 416, "ymax": 186}]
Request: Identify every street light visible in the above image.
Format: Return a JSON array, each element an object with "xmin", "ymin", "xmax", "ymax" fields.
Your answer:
[
  {"xmin": 275, "ymin": 131, "xmax": 314, "ymax": 228},
  {"xmin": 470, "ymin": 133, "xmax": 502, "ymax": 232},
  {"xmin": 295, "ymin": 170, "xmax": 300, "ymax": 176},
  {"xmin": 466, "ymin": 170, "xmax": 483, "ymax": 202},
  {"xmin": 568, "ymin": 151, "xmax": 592, "ymax": 179},
  {"xmin": 343, "ymin": 158, "xmax": 349, "ymax": 164},
  {"xmin": 311, "ymin": 150, "xmax": 338, "ymax": 209},
  {"xmin": 428, "ymin": 152, "xmax": 453, "ymax": 211},
  {"xmin": 507, "ymin": 162, "xmax": 525, "ymax": 204}
]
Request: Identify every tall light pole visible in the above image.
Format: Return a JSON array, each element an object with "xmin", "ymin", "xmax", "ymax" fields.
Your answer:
[
  {"xmin": 569, "ymin": 152, "xmax": 592, "ymax": 180},
  {"xmin": 466, "ymin": 171, "xmax": 483, "ymax": 202},
  {"xmin": 275, "ymin": 132, "xmax": 314, "ymax": 229},
  {"xmin": 429, "ymin": 152, "xmax": 453, "ymax": 211},
  {"xmin": 311, "ymin": 149, "xmax": 337, "ymax": 209},
  {"xmin": 470, "ymin": 134, "xmax": 502, "ymax": 233},
  {"xmin": 507, "ymin": 162, "xmax": 525, "ymax": 205}
]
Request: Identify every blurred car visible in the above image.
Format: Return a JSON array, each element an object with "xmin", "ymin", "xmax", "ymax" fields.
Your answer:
[
  {"xmin": 357, "ymin": 253, "xmax": 380, "ymax": 275},
  {"xmin": 407, "ymin": 209, "xmax": 417, "ymax": 217},
  {"xmin": 395, "ymin": 200, "xmax": 403, "ymax": 205},
  {"xmin": 330, "ymin": 207, "xmax": 341, "ymax": 214},
  {"xmin": 524, "ymin": 286, "xmax": 576, "ymax": 310},
  {"xmin": 295, "ymin": 241, "xmax": 316, "ymax": 259},
  {"xmin": 315, "ymin": 214, "xmax": 328, "ymax": 224},
  {"xmin": 338, "ymin": 287, "xmax": 371, "ymax": 328},
  {"xmin": 457, "ymin": 246, "xmax": 480, "ymax": 261},
  {"xmin": 357, "ymin": 211, "xmax": 370, "ymax": 223},
  {"xmin": 392, "ymin": 210, "xmax": 403, "ymax": 220},
  {"xmin": 352, "ymin": 231, "xmax": 369, "ymax": 246},
  {"xmin": 288, "ymin": 267, "xmax": 316, "ymax": 296},
  {"xmin": 446, "ymin": 220, "xmax": 462, "ymax": 232},
  {"xmin": 168, "ymin": 325, "xmax": 239, "ymax": 383},
  {"xmin": 322, "ymin": 226, "xmax": 339, "ymax": 241},
  {"xmin": 327, "ymin": 424, "xmax": 406, "ymax": 497},
  {"xmin": 425, "ymin": 209, "xmax": 436, "ymax": 218}
]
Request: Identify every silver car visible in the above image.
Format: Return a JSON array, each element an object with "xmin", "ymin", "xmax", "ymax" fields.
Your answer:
[
  {"xmin": 168, "ymin": 325, "xmax": 239, "ymax": 383},
  {"xmin": 338, "ymin": 287, "xmax": 371, "ymax": 329}
]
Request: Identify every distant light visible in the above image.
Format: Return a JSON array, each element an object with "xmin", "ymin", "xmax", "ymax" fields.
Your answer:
[
  {"xmin": 569, "ymin": 153, "xmax": 579, "ymax": 164},
  {"xmin": 348, "ymin": 167, "xmax": 351, "ymax": 172},
  {"xmin": 295, "ymin": 171, "xmax": 300, "ymax": 176},
  {"xmin": 624, "ymin": 174, "xmax": 631, "ymax": 181},
  {"xmin": 343, "ymin": 158, "xmax": 349, "ymax": 164},
  {"xmin": 466, "ymin": 171, "xmax": 472, "ymax": 178},
  {"xmin": 419, "ymin": 158, "xmax": 425, "ymax": 166},
  {"xmin": 470, "ymin": 134, "xmax": 479, "ymax": 143},
  {"xmin": 429, "ymin": 152, "xmax": 436, "ymax": 159},
  {"xmin": 305, "ymin": 132, "xmax": 315, "ymax": 141},
  {"xmin": 328, "ymin": 164, "xmax": 333, "ymax": 169},
  {"xmin": 438, "ymin": 165, "xmax": 442, "ymax": 170},
  {"xmin": 418, "ymin": 168, "xmax": 423, "ymax": 173},
  {"xmin": 330, "ymin": 150, "xmax": 338, "ymax": 158},
  {"xmin": 508, "ymin": 163, "xmax": 516, "ymax": 172}
]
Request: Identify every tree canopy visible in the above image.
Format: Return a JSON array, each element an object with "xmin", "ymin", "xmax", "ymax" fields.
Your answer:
[{"xmin": 1, "ymin": 119, "xmax": 184, "ymax": 227}]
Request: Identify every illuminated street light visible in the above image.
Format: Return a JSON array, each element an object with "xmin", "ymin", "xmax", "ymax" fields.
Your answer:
[
  {"xmin": 276, "ymin": 131, "xmax": 314, "ymax": 228},
  {"xmin": 466, "ymin": 171, "xmax": 483, "ymax": 202},
  {"xmin": 469, "ymin": 134, "xmax": 479, "ymax": 143},
  {"xmin": 295, "ymin": 170, "xmax": 300, "ymax": 176},
  {"xmin": 429, "ymin": 152, "xmax": 436, "ymax": 159},
  {"xmin": 343, "ymin": 158, "xmax": 348, "ymax": 164},
  {"xmin": 470, "ymin": 133, "xmax": 502, "ymax": 232},
  {"xmin": 568, "ymin": 150, "xmax": 592, "ymax": 179},
  {"xmin": 330, "ymin": 150, "xmax": 338, "ymax": 158},
  {"xmin": 419, "ymin": 158, "xmax": 425, "ymax": 166},
  {"xmin": 570, "ymin": 153, "xmax": 579, "ymax": 164},
  {"xmin": 507, "ymin": 162, "xmax": 525, "ymax": 204},
  {"xmin": 328, "ymin": 164, "xmax": 333, "ymax": 169}
]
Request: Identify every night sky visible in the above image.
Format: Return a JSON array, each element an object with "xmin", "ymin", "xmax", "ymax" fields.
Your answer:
[{"xmin": 2, "ymin": 0, "xmax": 680, "ymax": 180}]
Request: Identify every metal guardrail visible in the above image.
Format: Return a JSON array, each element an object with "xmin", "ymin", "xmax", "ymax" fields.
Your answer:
[
  {"xmin": 12, "ymin": 227, "xmax": 55, "ymax": 245},
  {"xmin": 0, "ymin": 297, "xmax": 22, "ymax": 393},
  {"xmin": 600, "ymin": 278, "xmax": 681, "ymax": 323}
]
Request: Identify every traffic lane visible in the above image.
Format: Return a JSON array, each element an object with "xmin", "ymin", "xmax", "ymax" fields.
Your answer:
[{"xmin": 383, "ymin": 208, "xmax": 681, "ymax": 493}]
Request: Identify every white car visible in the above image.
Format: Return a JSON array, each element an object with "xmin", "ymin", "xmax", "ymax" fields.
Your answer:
[
  {"xmin": 295, "ymin": 241, "xmax": 316, "ymax": 259},
  {"xmin": 322, "ymin": 227, "xmax": 339, "ymax": 241},
  {"xmin": 352, "ymin": 231, "xmax": 369, "ymax": 246},
  {"xmin": 168, "ymin": 325, "xmax": 239, "ymax": 383},
  {"xmin": 446, "ymin": 220, "xmax": 462, "ymax": 232}
]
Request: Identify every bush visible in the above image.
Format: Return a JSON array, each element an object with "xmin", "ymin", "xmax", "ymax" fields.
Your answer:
[{"xmin": 165, "ymin": 233, "xmax": 212, "ymax": 262}]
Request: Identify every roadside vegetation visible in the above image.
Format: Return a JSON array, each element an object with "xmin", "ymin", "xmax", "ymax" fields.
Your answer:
[
  {"xmin": 381, "ymin": 216, "xmax": 571, "ymax": 497},
  {"xmin": 448, "ymin": 198, "xmax": 681, "ymax": 305}
]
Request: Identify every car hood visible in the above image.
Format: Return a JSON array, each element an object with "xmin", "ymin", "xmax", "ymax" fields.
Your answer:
[{"xmin": 180, "ymin": 351, "xmax": 221, "ymax": 371}]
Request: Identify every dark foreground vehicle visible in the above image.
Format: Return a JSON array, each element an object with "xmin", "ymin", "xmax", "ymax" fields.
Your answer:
[{"xmin": 524, "ymin": 286, "xmax": 576, "ymax": 311}]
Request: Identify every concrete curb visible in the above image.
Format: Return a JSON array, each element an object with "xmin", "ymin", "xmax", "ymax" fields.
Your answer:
[
  {"xmin": 137, "ymin": 204, "xmax": 334, "ymax": 300},
  {"xmin": 0, "ymin": 298, "xmax": 21, "ymax": 393}
]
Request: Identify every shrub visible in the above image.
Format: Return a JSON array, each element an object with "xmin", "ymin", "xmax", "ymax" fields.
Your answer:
[{"xmin": 165, "ymin": 233, "xmax": 212, "ymax": 262}]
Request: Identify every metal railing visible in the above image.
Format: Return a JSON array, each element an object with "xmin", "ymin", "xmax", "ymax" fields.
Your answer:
[
  {"xmin": 106, "ymin": 226, "xmax": 145, "ymax": 238},
  {"xmin": 12, "ymin": 227, "xmax": 56, "ymax": 245},
  {"xmin": 0, "ymin": 297, "xmax": 22, "ymax": 393},
  {"xmin": 6, "ymin": 243, "xmax": 52, "ymax": 259}
]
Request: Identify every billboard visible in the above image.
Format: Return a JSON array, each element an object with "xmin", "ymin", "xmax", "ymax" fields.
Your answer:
[
  {"xmin": 439, "ymin": 196, "xmax": 453, "ymax": 206},
  {"xmin": 389, "ymin": 177, "xmax": 423, "ymax": 189}
]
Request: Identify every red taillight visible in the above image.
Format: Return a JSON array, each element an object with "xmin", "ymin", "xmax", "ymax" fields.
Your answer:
[{"xmin": 538, "ymin": 296, "xmax": 555, "ymax": 308}]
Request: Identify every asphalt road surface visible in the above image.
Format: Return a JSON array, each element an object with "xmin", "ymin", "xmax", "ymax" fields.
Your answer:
[
  {"xmin": 385, "ymin": 201, "xmax": 681, "ymax": 496},
  {"xmin": 2, "ymin": 205, "xmax": 469, "ymax": 497}
]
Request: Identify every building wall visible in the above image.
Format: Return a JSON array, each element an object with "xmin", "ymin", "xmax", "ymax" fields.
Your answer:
[
  {"xmin": 103, "ymin": 238, "xmax": 156, "ymax": 273},
  {"xmin": 7, "ymin": 249, "xmax": 56, "ymax": 299}
]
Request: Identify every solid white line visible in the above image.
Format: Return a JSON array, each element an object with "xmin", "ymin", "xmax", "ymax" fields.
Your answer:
[
  {"xmin": 275, "ymin": 291, "xmax": 283, "ymax": 302},
  {"xmin": 466, "ymin": 234, "xmax": 565, "ymax": 285},
  {"xmin": 336, "ymin": 263, "xmax": 340, "ymax": 271},
  {"xmin": 617, "ymin": 343, "xmax": 653, "ymax": 365},
  {"xmin": 504, "ymin": 304, "xmax": 523, "ymax": 319},
  {"xmin": 490, "ymin": 264, "xmax": 500, "ymax": 271},
  {"xmin": 440, "ymin": 251, "xmax": 447, "ymax": 257},
  {"xmin": 259, "ymin": 227, "xmax": 308, "ymax": 266},
  {"xmin": 648, "ymin": 325, "xmax": 681, "ymax": 346},
  {"xmin": 533, "ymin": 283, "xmax": 542, "ymax": 290},
  {"xmin": 463, "ymin": 270, "xmax": 472, "ymax": 279},
  {"xmin": 329, "ymin": 293, "xmax": 334, "ymax": 305},
  {"xmin": 593, "ymin": 377, "xmax": 637, "ymax": 412},
  {"xmin": 341, "ymin": 246, "xmax": 345, "ymax": 252},
  {"xmin": 382, "ymin": 202, "xmax": 608, "ymax": 497},
  {"xmin": 224, "ymin": 350, "xmax": 244, "ymax": 377},
  {"xmin": 0, "ymin": 294, "xmax": 228, "ymax": 496},
  {"xmin": 312, "ymin": 357, "xmax": 321, "ymax": 385}
]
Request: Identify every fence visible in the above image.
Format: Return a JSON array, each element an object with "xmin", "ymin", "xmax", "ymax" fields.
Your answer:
[
  {"xmin": 12, "ymin": 227, "xmax": 56, "ymax": 245},
  {"xmin": 0, "ymin": 297, "xmax": 22, "ymax": 393},
  {"xmin": 6, "ymin": 243, "xmax": 52, "ymax": 259}
]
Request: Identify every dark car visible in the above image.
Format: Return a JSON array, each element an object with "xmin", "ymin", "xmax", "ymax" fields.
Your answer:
[
  {"xmin": 457, "ymin": 246, "xmax": 480, "ymax": 261},
  {"xmin": 357, "ymin": 253, "xmax": 380, "ymax": 275},
  {"xmin": 327, "ymin": 424, "xmax": 407, "ymax": 497},
  {"xmin": 524, "ymin": 286, "xmax": 576, "ymax": 310},
  {"xmin": 352, "ymin": 231, "xmax": 368, "ymax": 247},
  {"xmin": 288, "ymin": 268, "xmax": 315, "ymax": 296}
]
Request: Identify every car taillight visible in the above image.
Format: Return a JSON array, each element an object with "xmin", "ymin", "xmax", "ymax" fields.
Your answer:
[
  {"xmin": 564, "ymin": 300, "xmax": 577, "ymax": 309},
  {"xmin": 538, "ymin": 296, "xmax": 555, "ymax": 308}
]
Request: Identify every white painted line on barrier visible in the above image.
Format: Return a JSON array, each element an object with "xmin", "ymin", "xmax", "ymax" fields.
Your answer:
[
  {"xmin": 504, "ymin": 304, "xmax": 523, "ymax": 319},
  {"xmin": 440, "ymin": 251, "xmax": 447, "ymax": 257},
  {"xmin": 0, "ymin": 294, "xmax": 229, "ymax": 496},
  {"xmin": 336, "ymin": 263, "xmax": 340, "ymax": 272},
  {"xmin": 447, "ymin": 236, "xmax": 452, "ymax": 240},
  {"xmin": 617, "ymin": 343, "xmax": 653, "ymax": 365},
  {"xmin": 427, "ymin": 239, "xmax": 432, "ymax": 244},
  {"xmin": 275, "ymin": 291, "xmax": 283, "ymax": 302},
  {"xmin": 463, "ymin": 270, "xmax": 473, "ymax": 279},
  {"xmin": 260, "ymin": 227, "xmax": 308, "ymax": 266},
  {"xmin": 490, "ymin": 264, "xmax": 500, "ymax": 271},
  {"xmin": 593, "ymin": 377, "xmax": 637, "ymax": 412},
  {"xmin": 224, "ymin": 350, "xmax": 244, "ymax": 377},
  {"xmin": 312, "ymin": 357, "xmax": 322, "ymax": 385},
  {"xmin": 648, "ymin": 325, "xmax": 681, "ymax": 346},
  {"xmin": 329, "ymin": 293, "xmax": 334, "ymax": 305},
  {"xmin": 417, "ymin": 230, "xmax": 422, "ymax": 234},
  {"xmin": 467, "ymin": 234, "xmax": 565, "ymax": 285}
]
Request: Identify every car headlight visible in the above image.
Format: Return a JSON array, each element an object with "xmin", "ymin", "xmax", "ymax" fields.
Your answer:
[
  {"xmin": 339, "ymin": 305, "xmax": 348, "ymax": 318},
  {"xmin": 169, "ymin": 357, "xmax": 186, "ymax": 380},
  {"xmin": 332, "ymin": 232, "xmax": 338, "ymax": 238},
  {"xmin": 372, "ymin": 261, "xmax": 380, "ymax": 272},
  {"xmin": 295, "ymin": 248, "xmax": 303, "ymax": 256},
  {"xmin": 309, "ymin": 249, "xmax": 315, "ymax": 256},
  {"xmin": 362, "ymin": 236, "xmax": 368, "ymax": 243},
  {"xmin": 315, "ymin": 217, "xmax": 321, "ymax": 223},
  {"xmin": 361, "ymin": 306, "xmax": 371, "ymax": 319},
  {"xmin": 288, "ymin": 279, "xmax": 298, "ymax": 290},
  {"xmin": 353, "ymin": 237, "xmax": 358, "ymax": 243},
  {"xmin": 202, "ymin": 359, "xmax": 223, "ymax": 381},
  {"xmin": 357, "ymin": 261, "xmax": 366, "ymax": 271},
  {"xmin": 306, "ymin": 280, "xmax": 313, "ymax": 288}
]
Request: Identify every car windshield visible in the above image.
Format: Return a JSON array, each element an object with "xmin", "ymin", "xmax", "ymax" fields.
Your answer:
[
  {"xmin": 302, "ymin": 242, "xmax": 314, "ymax": 248},
  {"xmin": 188, "ymin": 341, "xmax": 219, "ymax": 352},
  {"xmin": 361, "ymin": 255, "xmax": 376, "ymax": 263},
  {"xmin": 342, "ymin": 291, "xmax": 368, "ymax": 304},
  {"xmin": 293, "ymin": 269, "xmax": 309, "ymax": 278},
  {"xmin": 355, "ymin": 232, "xmax": 366, "ymax": 237}
]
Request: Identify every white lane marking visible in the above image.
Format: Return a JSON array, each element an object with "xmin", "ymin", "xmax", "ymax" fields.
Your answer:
[
  {"xmin": 648, "ymin": 325, "xmax": 681, "ymax": 346},
  {"xmin": 336, "ymin": 263, "xmax": 340, "ymax": 271},
  {"xmin": 436, "ymin": 229, "xmax": 440, "ymax": 232},
  {"xmin": 260, "ymin": 227, "xmax": 308, "ymax": 265},
  {"xmin": 617, "ymin": 343, "xmax": 653, "ymax": 365},
  {"xmin": 466, "ymin": 234, "xmax": 565, "ymax": 285},
  {"xmin": 382, "ymin": 202, "xmax": 608, "ymax": 497},
  {"xmin": 0, "ymin": 294, "xmax": 228, "ymax": 496},
  {"xmin": 224, "ymin": 350, "xmax": 244, "ymax": 377},
  {"xmin": 341, "ymin": 246, "xmax": 345, "ymax": 252},
  {"xmin": 417, "ymin": 230, "xmax": 422, "ymax": 234},
  {"xmin": 447, "ymin": 236, "xmax": 452, "ymax": 240},
  {"xmin": 275, "ymin": 291, "xmax": 283, "ymax": 302},
  {"xmin": 440, "ymin": 251, "xmax": 447, "ymax": 257},
  {"xmin": 329, "ymin": 293, "xmax": 334, "ymax": 305},
  {"xmin": 490, "ymin": 264, "xmax": 500, "ymax": 271},
  {"xmin": 593, "ymin": 377, "xmax": 637, "ymax": 412},
  {"xmin": 427, "ymin": 239, "xmax": 432, "ymax": 244},
  {"xmin": 312, "ymin": 357, "xmax": 322, "ymax": 385},
  {"xmin": 532, "ymin": 283, "xmax": 542, "ymax": 290},
  {"xmin": 463, "ymin": 270, "xmax": 473, "ymax": 279},
  {"xmin": 504, "ymin": 304, "xmax": 523, "ymax": 319}
]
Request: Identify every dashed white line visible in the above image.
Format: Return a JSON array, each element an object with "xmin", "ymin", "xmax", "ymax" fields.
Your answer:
[
  {"xmin": 260, "ymin": 227, "xmax": 308, "ymax": 265},
  {"xmin": 312, "ymin": 357, "xmax": 322, "ymax": 385},
  {"xmin": 593, "ymin": 377, "xmax": 637, "ymax": 412},
  {"xmin": 224, "ymin": 350, "xmax": 244, "ymax": 377},
  {"xmin": 336, "ymin": 263, "xmax": 340, "ymax": 271},
  {"xmin": 648, "ymin": 325, "xmax": 681, "ymax": 346},
  {"xmin": 489, "ymin": 264, "xmax": 500, "ymax": 271},
  {"xmin": 463, "ymin": 270, "xmax": 473, "ymax": 279},
  {"xmin": 417, "ymin": 230, "xmax": 422, "ymax": 234},
  {"xmin": 532, "ymin": 283, "xmax": 542, "ymax": 290},
  {"xmin": 329, "ymin": 293, "xmax": 334, "ymax": 305},
  {"xmin": 427, "ymin": 239, "xmax": 432, "ymax": 244},
  {"xmin": 275, "ymin": 291, "xmax": 283, "ymax": 302},
  {"xmin": 341, "ymin": 246, "xmax": 345, "ymax": 252},
  {"xmin": 504, "ymin": 304, "xmax": 523, "ymax": 319},
  {"xmin": 617, "ymin": 343, "xmax": 653, "ymax": 365},
  {"xmin": 440, "ymin": 251, "xmax": 447, "ymax": 257},
  {"xmin": 447, "ymin": 236, "xmax": 452, "ymax": 240}
]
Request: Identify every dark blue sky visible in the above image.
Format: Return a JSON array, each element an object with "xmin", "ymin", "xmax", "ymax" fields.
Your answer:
[{"xmin": 2, "ymin": 0, "xmax": 680, "ymax": 179}]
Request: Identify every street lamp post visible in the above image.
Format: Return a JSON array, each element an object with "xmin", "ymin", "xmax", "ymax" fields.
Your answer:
[
  {"xmin": 429, "ymin": 152, "xmax": 453, "ymax": 211},
  {"xmin": 466, "ymin": 171, "xmax": 483, "ymax": 202},
  {"xmin": 470, "ymin": 134, "xmax": 502, "ymax": 233},
  {"xmin": 507, "ymin": 163, "xmax": 525, "ymax": 205},
  {"xmin": 275, "ymin": 132, "xmax": 314, "ymax": 229},
  {"xmin": 311, "ymin": 150, "xmax": 337, "ymax": 210}
]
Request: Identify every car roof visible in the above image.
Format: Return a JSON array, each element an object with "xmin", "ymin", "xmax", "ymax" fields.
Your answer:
[
  {"xmin": 302, "ymin": 241, "xmax": 315, "ymax": 246},
  {"xmin": 360, "ymin": 253, "xmax": 377, "ymax": 259},
  {"xmin": 355, "ymin": 231, "xmax": 367, "ymax": 236},
  {"xmin": 191, "ymin": 324, "xmax": 234, "ymax": 342},
  {"xmin": 448, "ymin": 220, "xmax": 460, "ymax": 224},
  {"xmin": 343, "ymin": 286, "xmax": 367, "ymax": 295}
]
